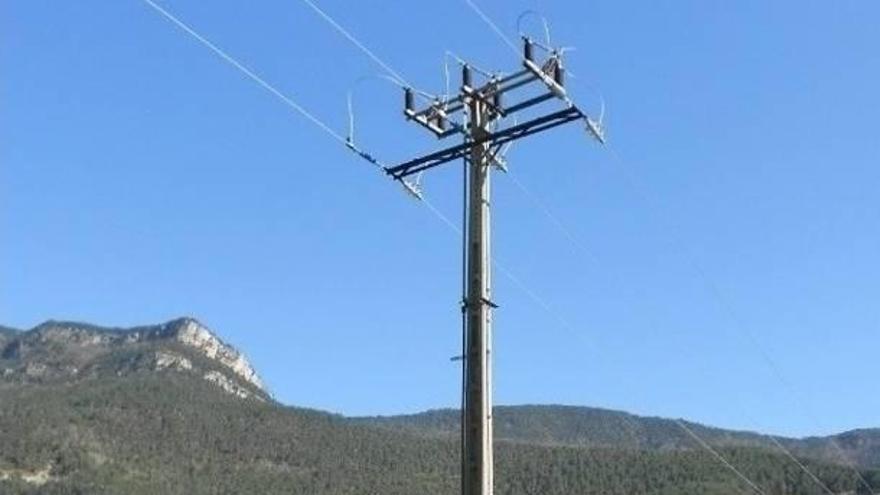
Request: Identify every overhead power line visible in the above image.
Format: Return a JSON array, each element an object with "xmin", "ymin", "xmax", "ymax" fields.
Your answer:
[
  {"xmin": 675, "ymin": 419, "xmax": 769, "ymax": 495},
  {"xmin": 456, "ymin": 4, "xmax": 845, "ymax": 495},
  {"xmin": 503, "ymin": 164, "xmax": 842, "ymax": 494},
  {"xmin": 421, "ymin": 197, "xmax": 593, "ymax": 351},
  {"xmin": 504, "ymin": 173, "xmax": 601, "ymax": 265},
  {"xmin": 495, "ymin": 140, "xmax": 838, "ymax": 495},
  {"xmin": 299, "ymin": 0, "xmax": 411, "ymax": 88},
  {"xmin": 604, "ymin": 144, "xmax": 876, "ymax": 494},
  {"xmin": 139, "ymin": 0, "xmax": 347, "ymax": 146},
  {"xmin": 463, "ymin": 0, "xmax": 521, "ymax": 58}
]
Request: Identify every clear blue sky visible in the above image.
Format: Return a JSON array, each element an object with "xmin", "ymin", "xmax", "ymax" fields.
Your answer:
[{"xmin": 3, "ymin": 0, "xmax": 878, "ymax": 438}]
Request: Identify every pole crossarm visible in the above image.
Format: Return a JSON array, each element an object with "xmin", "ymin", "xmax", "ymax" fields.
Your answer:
[
  {"xmin": 407, "ymin": 69, "xmax": 535, "ymax": 123},
  {"xmin": 386, "ymin": 106, "xmax": 583, "ymax": 179},
  {"xmin": 389, "ymin": 36, "xmax": 605, "ymax": 187}
]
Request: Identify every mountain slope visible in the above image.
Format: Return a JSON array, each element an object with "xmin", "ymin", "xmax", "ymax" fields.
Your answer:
[
  {"xmin": 0, "ymin": 318, "xmax": 266, "ymax": 400},
  {"xmin": 354, "ymin": 406, "xmax": 880, "ymax": 470},
  {"xmin": 0, "ymin": 326, "xmax": 18, "ymax": 350},
  {"xmin": 0, "ymin": 319, "xmax": 877, "ymax": 494},
  {"xmin": 2, "ymin": 373, "xmax": 877, "ymax": 495}
]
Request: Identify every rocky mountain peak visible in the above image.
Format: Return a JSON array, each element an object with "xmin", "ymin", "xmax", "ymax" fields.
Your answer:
[
  {"xmin": 151, "ymin": 317, "xmax": 265, "ymax": 391},
  {"xmin": 0, "ymin": 317, "xmax": 266, "ymax": 399}
]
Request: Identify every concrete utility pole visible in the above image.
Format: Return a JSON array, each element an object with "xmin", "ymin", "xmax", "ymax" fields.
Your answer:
[
  {"xmin": 387, "ymin": 37, "xmax": 605, "ymax": 495},
  {"xmin": 463, "ymin": 95, "xmax": 494, "ymax": 495}
]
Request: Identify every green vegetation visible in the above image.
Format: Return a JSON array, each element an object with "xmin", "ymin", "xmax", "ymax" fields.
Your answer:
[
  {"xmin": 0, "ymin": 320, "xmax": 877, "ymax": 494},
  {"xmin": 356, "ymin": 405, "xmax": 880, "ymax": 469},
  {"xmin": 0, "ymin": 373, "xmax": 876, "ymax": 494}
]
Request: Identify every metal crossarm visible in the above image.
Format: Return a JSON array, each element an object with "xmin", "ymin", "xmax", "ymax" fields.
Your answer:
[
  {"xmin": 409, "ymin": 69, "xmax": 536, "ymax": 122},
  {"xmin": 386, "ymin": 106, "xmax": 582, "ymax": 179}
]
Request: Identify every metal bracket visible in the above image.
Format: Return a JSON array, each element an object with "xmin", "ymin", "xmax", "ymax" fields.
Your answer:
[
  {"xmin": 523, "ymin": 58, "xmax": 566, "ymax": 101},
  {"xmin": 481, "ymin": 297, "xmax": 499, "ymax": 309}
]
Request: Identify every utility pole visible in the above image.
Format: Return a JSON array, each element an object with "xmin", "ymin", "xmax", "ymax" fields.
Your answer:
[
  {"xmin": 387, "ymin": 37, "xmax": 604, "ymax": 495},
  {"xmin": 463, "ymin": 92, "xmax": 494, "ymax": 495}
]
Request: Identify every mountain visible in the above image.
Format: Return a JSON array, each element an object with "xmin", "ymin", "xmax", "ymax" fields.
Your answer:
[
  {"xmin": 0, "ymin": 318, "xmax": 266, "ymax": 400},
  {"xmin": 0, "ymin": 318, "xmax": 877, "ymax": 494},
  {"xmin": 354, "ymin": 406, "xmax": 880, "ymax": 470}
]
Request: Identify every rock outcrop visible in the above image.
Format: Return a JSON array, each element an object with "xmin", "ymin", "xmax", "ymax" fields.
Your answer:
[
  {"xmin": 0, "ymin": 318, "xmax": 267, "ymax": 401},
  {"xmin": 145, "ymin": 318, "xmax": 264, "ymax": 390}
]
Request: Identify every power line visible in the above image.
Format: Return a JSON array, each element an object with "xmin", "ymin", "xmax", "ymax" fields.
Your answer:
[
  {"xmin": 737, "ymin": 410, "xmax": 836, "ymax": 495},
  {"xmin": 299, "ymin": 0, "xmax": 410, "ymax": 88},
  {"xmin": 456, "ymin": 2, "xmax": 853, "ymax": 490},
  {"xmin": 504, "ymin": 173, "xmax": 601, "ymax": 265},
  {"xmin": 499, "ymin": 114, "xmax": 843, "ymax": 495},
  {"xmin": 675, "ymin": 419, "xmax": 769, "ymax": 495},
  {"xmin": 456, "ymin": 5, "xmax": 842, "ymax": 494},
  {"xmin": 462, "ymin": 0, "xmax": 521, "ymax": 58},
  {"xmin": 421, "ymin": 197, "xmax": 592, "ymax": 351},
  {"xmin": 139, "ymin": 0, "xmax": 347, "ymax": 146},
  {"xmin": 500, "ymin": 154, "xmax": 844, "ymax": 488},
  {"xmin": 469, "ymin": 191, "xmax": 786, "ymax": 493},
  {"xmin": 500, "ymin": 174, "xmax": 783, "ymax": 495},
  {"xmin": 604, "ymin": 144, "xmax": 876, "ymax": 494}
]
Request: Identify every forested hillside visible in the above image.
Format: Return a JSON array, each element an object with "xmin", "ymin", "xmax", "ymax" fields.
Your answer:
[
  {"xmin": 2, "ymin": 374, "xmax": 878, "ymax": 494},
  {"xmin": 355, "ymin": 405, "xmax": 880, "ymax": 469},
  {"xmin": 1, "ymin": 320, "xmax": 877, "ymax": 494}
]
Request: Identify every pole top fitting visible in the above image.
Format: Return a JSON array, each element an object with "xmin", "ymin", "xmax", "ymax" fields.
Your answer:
[
  {"xmin": 462, "ymin": 64, "xmax": 473, "ymax": 91},
  {"xmin": 523, "ymin": 37, "xmax": 534, "ymax": 62}
]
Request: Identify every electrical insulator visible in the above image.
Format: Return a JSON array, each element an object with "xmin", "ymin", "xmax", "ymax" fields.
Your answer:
[
  {"xmin": 404, "ymin": 88, "xmax": 414, "ymax": 114},
  {"xmin": 523, "ymin": 39, "xmax": 533, "ymax": 62},
  {"xmin": 462, "ymin": 65, "xmax": 472, "ymax": 89},
  {"xmin": 493, "ymin": 91, "xmax": 503, "ymax": 112},
  {"xmin": 554, "ymin": 64, "xmax": 565, "ymax": 87}
]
